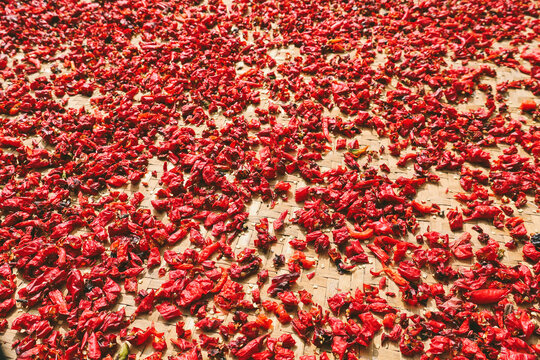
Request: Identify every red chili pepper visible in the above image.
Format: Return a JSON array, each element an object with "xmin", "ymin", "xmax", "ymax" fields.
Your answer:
[
  {"xmin": 410, "ymin": 200, "xmax": 440, "ymax": 215},
  {"xmin": 382, "ymin": 265, "xmax": 408, "ymax": 287},
  {"xmin": 467, "ymin": 289, "xmax": 508, "ymax": 304},
  {"xmin": 273, "ymin": 210, "xmax": 288, "ymax": 231},
  {"xmin": 393, "ymin": 241, "xmax": 408, "ymax": 263},
  {"xmin": 383, "ymin": 313, "xmax": 396, "ymax": 329},
  {"xmin": 370, "ymin": 268, "xmax": 383, "ymax": 277},
  {"xmin": 0, "ymin": 298, "xmax": 15, "ymax": 317},
  {"xmin": 520, "ymin": 99, "xmax": 536, "ymax": 112},
  {"xmin": 322, "ymin": 117, "xmax": 331, "ymax": 142},
  {"xmin": 295, "ymin": 187, "xmax": 310, "ymax": 202},
  {"xmin": 197, "ymin": 241, "xmax": 221, "ymax": 263},
  {"xmin": 397, "ymin": 261, "xmax": 421, "ymax": 282},
  {"xmin": 367, "ymin": 244, "xmax": 390, "ymax": 264},
  {"xmin": 348, "ymin": 227, "xmax": 374, "ymax": 240},
  {"xmin": 447, "ymin": 209, "xmax": 463, "ymax": 231},
  {"xmin": 274, "ymin": 303, "xmax": 292, "ymax": 323},
  {"xmin": 147, "ymin": 247, "xmax": 161, "ymax": 268},
  {"xmin": 464, "ymin": 205, "xmax": 502, "ymax": 222},
  {"xmin": 379, "ymin": 276, "xmax": 387, "ymax": 289},
  {"xmin": 233, "ymin": 334, "xmax": 269, "ymax": 360},
  {"xmin": 87, "ymin": 332, "xmax": 101, "ymax": 360},
  {"xmin": 156, "ymin": 302, "xmax": 182, "ymax": 321},
  {"xmin": 211, "ymin": 268, "xmax": 228, "ymax": 293},
  {"xmin": 143, "ymin": 352, "xmax": 163, "ymax": 360},
  {"xmin": 396, "ymin": 153, "xmax": 417, "ymax": 167}
]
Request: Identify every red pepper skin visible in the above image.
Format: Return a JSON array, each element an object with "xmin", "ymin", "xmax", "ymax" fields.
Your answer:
[
  {"xmin": 87, "ymin": 332, "xmax": 101, "ymax": 360},
  {"xmin": 464, "ymin": 205, "xmax": 502, "ymax": 222},
  {"xmin": 348, "ymin": 227, "xmax": 374, "ymax": 240},
  {"xmin": 144, "ymin": 352, "xmax": 163, "ymax": 360},
  {"xmin": 447, "ymin": 209, "xmax": 463, "ymax": 231},
  {"xmin": 397, "ymin": 261, "xmax": 421, "ymax": 282},
  {"xmin": 368, "ymin": 219, "xmax": 396, "ymax": 235},
  {"xmin": 520, "ymin": 99, "xmax": 536, "ymax": 112},
  {"xmin": 379, "ymin": 276, "xmax": 387, "ymax": 289},
  {"xmin": 295, "ymin": 187, "xmax": 310, "ymax": 202},
  {"xmin": 370, "ymin": 269, "xmax": 383, "ymax": 277},
  {"xmin": 168, "ymin": 228, "xmax": 188, "ymax": 245},
  {"xmin": 383, "ymin": 313, "xmax": 396, "ymax": 329},
  {"xmin": 156, "ymin": 303, "xmax": 182, "ymax": 321},
  {"xmin": 399, "ymin": 336, "xmax": 424, "ymax": 356},
  {"xmin": 273, "ymin": 210, "xmax": 288, "ymax": 231},
  {"xmin": 147, "ymin": 247, "xmax": 161, "ymax": 268},
  {"xmin": 410, "ymin": 201, "xmax": 440, "ymax": 215},
  {"xmin": 322, "ymin": 117, "xmax": 331, "ymax": 142},
  {"xmin": 234, "ymin": 334, "xmax": 269, "ymax": 360},
  {"xmin": 0, "ymin": 298, "xmax": 15, "ymax": 317},
  {"xmin": 0, "ymin": 319, "xmax": 7, "ymax": 332},
  {"xmin": 135, "ymin": 290, "xmax": 155, "ymax": 316},
  {"xmin": 210, "ymin": 268, "xmax": 228, "ymax": 293},
  {"xmin": 197, "ymin": 241, "xmax": 221, "ymax": 263},
  {"xmin": 396, "ymin": 153, "xmax": 417, "ymax": 167},
  {"xmin": 467, "ymin": 289, "xmax": 508, "ymax": 304},
  {"xmin": 382, "ymin": 266, "xmax": 408, "ymax": 287},
  {"xmin": 274, "ymin": 303, "xmax": 292, "ymax": 323},
  {"xmin": 367, "ymin": 244, "xmax": 390, "ymax": 264},
  {"xmin": 523, "ymin": 243, "xmax": 540, "ymax": 262},
  {"xmin": 393, "ymin": 242, "xmax": 408, "ymax": 262}
]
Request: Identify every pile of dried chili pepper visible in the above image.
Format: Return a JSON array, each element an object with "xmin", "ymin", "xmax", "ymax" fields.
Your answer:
[{"xmin": 0, "ymin": 0, "xmax": 538, "ymax": 359}]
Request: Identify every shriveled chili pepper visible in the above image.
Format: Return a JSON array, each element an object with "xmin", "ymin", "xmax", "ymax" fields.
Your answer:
[
  {"xmin": 382, "ymin": 265, "xmax": 408, "ymax": 287},
  {"xmin": 198, "ymin": 241, "xmax": 221, "ymax": 263},
  {"xmin": 467, "ymin": 289, "xmax": 508, "ymax": 304},
  {"xmin": 410, "ymin": 201, "xmax": 440, "ymax": 215},
  {"xmin": 348, "ymin": 227, "xmax": 374, "ymax": 240},
  {"xmin": 367, "ymin": 244, "xmax": 390, "ymax": 264},
  {"xmin": 233, "ymin": 334, "xmax": 269, "ymax": 360}
]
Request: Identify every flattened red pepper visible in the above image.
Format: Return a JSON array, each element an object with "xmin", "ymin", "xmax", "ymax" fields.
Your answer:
[
  {"xmin": 233, "ymin": 334, "xmax": 269, "ymax": 360},
  {"xmin": 348, "ymin": 227, "xmax": 374, "ymax": 240},
  {"xmin": 467, "ymin": 289, "xmax": 508, "ymax": 304},
  {"xmin": 382, "ymin": 265, "xmax": 408, "ymax": 287},
  {"xmin": 198, "ymin": 241, "xmax": 221, "ymax": 263},
  {"xmin": 367, "ymin": 244, "xmax": 390, "ymax": 264}
]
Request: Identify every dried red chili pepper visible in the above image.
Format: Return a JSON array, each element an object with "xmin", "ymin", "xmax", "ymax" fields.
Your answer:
[
  {"xmin": 520, "ymin": 99, "xmax": 536, "ymax": 112},
  {"xmin": 446, "ymin": 209, "xmax": 464, "ymax": 231},
  {"xmin": 467, "ymin": 289, "xmax": 508, "ymax": 304},
  {"xmin": 410, "ymin": 201, "xmax": 440, "ymax": 215},
  {"xmin": 198, "ymin": 241, "xmax": 221, "ymax": 263},
  {"xmin": 367, "ymin": 244, "xmax": 390, "ymax": 264},
  {"xmin": 233, "ymin": 334, "xmax": 269, "ymax": 360},
  {"xmin": 267, "ymin": 272, "xmax": 300, "ymax": 297},
  {"xmin": 147, "ymin": 247, "xmax": 161, "ymax": 269},
  {"xmin": 382, "ymin": 265, "xmax": 408, "ymax": 287},
  {"xmin": 397, "ymin": 261, "xmax": 421, "ymax": 283},
  {"xmin": 348, "ymin": 227, "xmax": 374, "ymax": 240},
  {"xmin": 156, "ymin": 303, "xmax": 182, "ymax": 322},
  {"xmin": 273, "ymin": 210, "xmax": 288, "ymax": 232}
]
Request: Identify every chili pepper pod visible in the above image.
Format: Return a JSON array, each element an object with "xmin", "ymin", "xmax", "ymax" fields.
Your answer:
[{"xmin": 467, "ymin": 289, "xmax": 509, "ymax": 305}]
